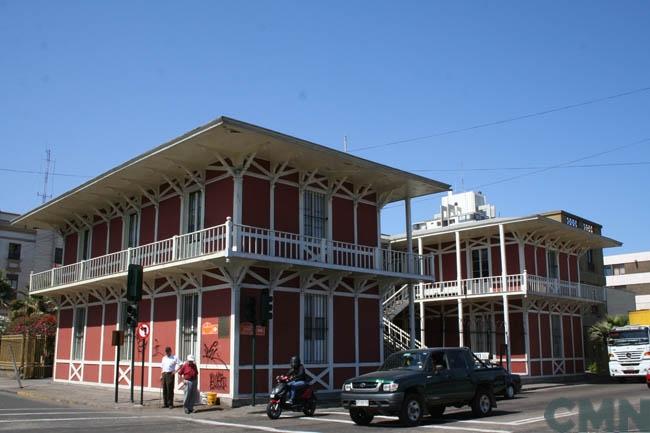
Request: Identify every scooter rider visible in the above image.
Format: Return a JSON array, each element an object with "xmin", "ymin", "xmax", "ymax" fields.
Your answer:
[{"xmin": 285, "ymin": 355, "xmax": 307, "ymax": 405}]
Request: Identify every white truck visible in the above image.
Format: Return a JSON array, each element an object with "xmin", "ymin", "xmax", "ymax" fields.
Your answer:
[{"xmin": 607, "ymin": 325, "xmax": 650, "ymax": 379}]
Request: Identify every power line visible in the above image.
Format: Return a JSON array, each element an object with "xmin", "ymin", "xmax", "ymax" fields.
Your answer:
[
  {"xmin": 350, "ymin": 85, "xmax": 650, "ymax": 153},
  {"xmin": 383, "ymin": 137, "xmax": 650, "ymax": 210},
  {"xmin": 0, "ymin": 167, "xmax": 92, "ymax": 178},
  {"xmin": 410, "ymin": 161, "xmax": 650, "ymax": 173}
]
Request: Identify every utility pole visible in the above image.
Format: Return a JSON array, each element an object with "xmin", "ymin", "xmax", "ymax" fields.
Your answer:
[
  {"xmin": 37, "ymin": 149, "xmax": 53, "ymax": 204},
  {"xmin": 343, "ymin": 135, "xmax": 349, "ymax": 153}
]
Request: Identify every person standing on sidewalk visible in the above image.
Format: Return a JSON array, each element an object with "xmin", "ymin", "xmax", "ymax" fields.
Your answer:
[
  {"xmin": 177, "ymin": 354, "xmax": 199, "ymax": 414},
  {"xmin": 160, "ymin": 347, "xmax": 180, "ymax": 408}
]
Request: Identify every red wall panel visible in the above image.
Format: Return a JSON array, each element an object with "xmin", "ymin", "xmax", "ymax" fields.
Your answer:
[
  {"xmin": 559, "ymin": 253, "xmax": 569, "ymax": 281},
  {"xmin": 569, "ymin": 255, "xmax": 578, "ymax": 282},
  {"xmin": 91, "ymin": 223, "xmax": 107, "ymax": 258},
  {"xmin": 102, "ymin": 303, "xmax": 117, "ymax": 362},
  {"xmin": 563, "ymin": 316, "xmax": 573, "ymax": 358},
  {"xmin": 524, "ymin": 244, "xmax": 536, "ymax": 274},
  {"xmin": 84, "ymin": 305, "xmax": 102, "ymax": 361},
  {"xmin": 334, "ymin": 367, "xmax": 356, "ymax": 389},
  {"xmin": 274, "ymin": 183, "xmax": 299, "ymax": 233},
  {"xmin": 243, "ymin": 176, "xmax": 270, "ymax": 228},
  {"xmin": 239, "ymin": 369, "xmax": 268, "ymax": 394},
  {"xmin": 333, "ymin": 296, "xmax": 355, "ymax": 363},
  {"xmin": 273, "ymin": 291, "xmax": 300, "ymax": 364},
  {"xmin": 357, "ymin": 203, "xmax": 378, "ymax": 247},
  {"xmin": 83, "ymin": 364, "xmax": 99, "ymax": 382},
  {"xmin": 528, "ymin": 313, "xmax": 540, "ymax": 358},
  {"xmin": 64, "ymin": 233, "xmax": 78, "ymax": 265},
  {"xmin": 358, "ymin": 298, "xmax": 380, "ymax": 362},
  {"xmin": 491, "ymin": 245, "xmax": 501, "ymax": 277},
  {"xmin": 152, "ymin": 296, "xmax": 177, "ymax": 358},
  {"xmin": 572, "ymin": 316, "xmax": 583, "ymax": 357},
  {"xmin": 158, "ymin": 196, "xmax": 180, "ymax": 240},
  {"xmin": 536, "ymin": 247, "xmax": 547, "ymax": 277},
  {"xmin": 540, "ymin": 315, "xmax": 551, "ymax": 358},
  {"xmin": 239, "ymin": 288, "xmax": 269, "ymax": 365},
  {"xmin": 332, "ymin": 197, "xmax": 354, "ymax": 243},
  {"xmin": 140, "ymin": 205, "xmax": 156, "ymax": 244},
  {"xmin": 506, "ymin": 244, "xmax": 520, "ymax": 274},
  {"xmin": 57, "ymin": 309, "xmax": 73, "ymax": 359},
  {"xmin": 200, "ymin": 289, "xmax": 231, "ymax": 366},
  {"xmin": 200, "ymin": 368, "xmax": 230, "ymax": 394},
  {"xmin": 205, "ymin": 177, "xmax": 233, "ymax": 227},
  {"xmin": 509, "ymin": 312, "xmax": 524, "ymax": 356},
  {"xmin": 442, "ymin": 253, "xmax": 456, "ymax": 281},
  {"xmin": 444, "ymin": 315, "xmax": 459, "ymax": 347},
  {"xmin": 108, "ymin": 217, "xmax": 123, "ymax": 253}
]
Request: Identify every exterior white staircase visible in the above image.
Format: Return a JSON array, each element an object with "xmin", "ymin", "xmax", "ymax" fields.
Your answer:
[
  {"xmin": 382, "ymin": 284, "xmax": 410, "ymax": 320},
  {"xmin": 382, "ymin": 317, "xmax": 423, "ymax": 352},
  {"xmin": 382, "ymin": 284, "xmax": 423, "ymax": 353}
]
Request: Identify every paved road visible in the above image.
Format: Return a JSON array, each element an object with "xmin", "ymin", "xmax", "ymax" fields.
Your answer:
[{"xmin": 1, "ymin": 381, "xmax": 648, "ymax": 433}]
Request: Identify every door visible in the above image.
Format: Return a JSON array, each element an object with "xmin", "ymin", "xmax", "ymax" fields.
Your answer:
[
  {"xmin": 424, "ymin": 351, "xmax": 453, "ymax": 406},
  {"xmin": 445, "ymin": 349, "xmax": 475, "ymax": 401}
]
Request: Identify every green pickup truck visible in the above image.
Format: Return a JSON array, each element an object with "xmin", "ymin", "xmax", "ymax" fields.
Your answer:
[{"xmin": 341, "ymin": 347, "xmax": 508, "ymax": 426}]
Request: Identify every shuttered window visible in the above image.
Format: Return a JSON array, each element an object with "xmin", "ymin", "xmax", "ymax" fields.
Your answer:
[
  {"xmin": 303, "ymin": 190, "xmax": 326, "ymax": 239},
  {"xmin": 72, "ymin": 307, "xmax": 86, "ymax": 360},
  {"xmin": 180, "ymin": 293, "xmax": 199, "ymax": 360}
]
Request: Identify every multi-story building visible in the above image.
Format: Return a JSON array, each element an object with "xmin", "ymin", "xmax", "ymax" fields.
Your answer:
[
  {"xmin": 1, "ymin": 210, "xmax": 63, "ymax": 307},
  {"xmin": 384, "ymin": 207, "xmax": 620, "ymax": 378},
  {"xmin": 11, "ymin": 117, "xmax": 449, "ymax": 404},
  {"xmin": 412, "ymin": 191, "xmax": 496, "ymax": 231},
  {"xmin": 605, "ymin": 251, "xmax": 650, "ymax": 313}
]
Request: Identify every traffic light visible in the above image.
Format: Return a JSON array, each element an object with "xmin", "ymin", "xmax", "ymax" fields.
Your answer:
[
  {"xmin": 260, "ymin": 289, "xmax": 272, "ymax": 323},
  {"xmin": 243, "ymin": 296, "xmax": 257, "ymax": 324},
  {"xmin": 126, "ymin": 264, "xmax": 143, "ymax": 302},
  {"xmin": 125, "ymin": 302, "xmax": 139, "ymax": 329}
]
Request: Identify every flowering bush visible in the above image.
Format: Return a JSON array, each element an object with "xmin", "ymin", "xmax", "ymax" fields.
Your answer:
[{"xmin": 6, "ymin": 313, "xmax": 56, "ymax": 337}]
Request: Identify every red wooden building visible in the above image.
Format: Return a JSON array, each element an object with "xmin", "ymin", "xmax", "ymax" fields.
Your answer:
[
  {"xmin": 383, "ymin": 212, "xmax": 620, "ymax": 377},
  {"xmin": 14, "ymin": 117, "xmax": 448, "ymax": 404}
]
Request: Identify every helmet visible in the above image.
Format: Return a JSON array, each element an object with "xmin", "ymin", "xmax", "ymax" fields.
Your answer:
[{"xmin": 290, "ymin": 356, "xmax": 301, "ymax": 367}]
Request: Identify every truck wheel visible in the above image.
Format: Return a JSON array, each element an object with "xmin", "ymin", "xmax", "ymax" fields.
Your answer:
[
  {"xmin": 399, "ymin": 393, "xmax": 423, "ymax": 426},
  {"xmin": 349, "ymin": 408, "xmax": 373, "ymax": 426},
  {"xmin": 471, "ymin": 389, "xmax": 493, "ymax": 417},
  {"xmin": 503, "ymin": 384, "xmax": 515, "ymax": 399},
  {"xmin": 428, "ymin": 405, "xmax": 445, "ymax": 418}
]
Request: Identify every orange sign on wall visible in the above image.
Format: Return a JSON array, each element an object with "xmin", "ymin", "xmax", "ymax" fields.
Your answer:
[
  {"xmin": 240, "ymin": 322, "xmax": 254, "ymax": 336},
  {"xmin": 202, "ymin": 321, "xmax": 218, "ymax": 335}
]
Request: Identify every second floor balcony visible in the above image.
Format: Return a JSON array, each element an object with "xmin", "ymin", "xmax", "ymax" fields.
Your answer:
[{"xmin": 30, "ymin": 218, "xmax": 434, "ymax": 294}]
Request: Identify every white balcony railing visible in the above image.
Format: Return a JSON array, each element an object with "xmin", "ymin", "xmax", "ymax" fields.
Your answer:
[
  {"xmin": 30, "ymin": 218, "xmax": 431, "ymax": 293},
  {"xmin": 412, "ymin": 272, "xmax": 606, "ymax": 302}
]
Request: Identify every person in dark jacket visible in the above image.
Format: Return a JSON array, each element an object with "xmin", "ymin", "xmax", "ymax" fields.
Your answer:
[{"xmin": 285, "ymin": 355, "xmax": 307, "ymax": 404}]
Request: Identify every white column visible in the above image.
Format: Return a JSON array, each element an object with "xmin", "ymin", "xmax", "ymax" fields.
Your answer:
[
  {"xmin": 457, "ymin": 298, "xmax": 464, "ymax": 347},
  {"xmin": 456, "ymin": 230, "xmax": 464, "ymax": 347},
  {"xmin": 499, "ymin": 224, "xmax": 511, "ymax": 372},
  {"xmin": 523, "ymin": 298, "xmax": 531, "ymax": 376},
  {"xmin": 405, "ymin": 197, "xmax": 416, "ymax": 348},
  {"xmin": 327, "ymin": 289, "xmax": 334, "ymax": 390},
  {"xmin": 355, "ymin": 292, "xmax": 360, "ymax": 375},
  {"xmin": 269, "ymin": 181, "xmax": 276, "ymax": 256},
  {"xmin": 229, "ymin": 283, "xmax": 240, "ymax": 399},
  {"xmin": 232, "ymin": 172, "xmax": 243, "ymax": 252},
  {"xmin": 419, "ymin": 301, "xmax": 426, "ymax": 348}
]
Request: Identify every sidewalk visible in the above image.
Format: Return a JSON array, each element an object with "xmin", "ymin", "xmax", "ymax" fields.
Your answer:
[{"xmin": 0, "ymin": 376, "xmax": 204, "ymax": 411}]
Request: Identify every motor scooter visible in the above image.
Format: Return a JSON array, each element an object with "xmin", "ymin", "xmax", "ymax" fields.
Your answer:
[{"xmin": 266, "ymin": 375, "xmax": 316, "ymax": 419}]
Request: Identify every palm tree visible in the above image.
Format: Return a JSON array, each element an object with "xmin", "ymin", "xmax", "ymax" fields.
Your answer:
[
  {"xmin": 587, "ymin": 315, "xmax": 629, "ymax": 374},
  {"xmin": 9, "ymin": 295, "xmax": 55, "ymax": 321}
]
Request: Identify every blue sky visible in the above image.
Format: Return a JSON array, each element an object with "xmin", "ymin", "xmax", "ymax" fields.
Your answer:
[{"xmin": 1, "ymin": 1, "xmax": 649, "ymax": 253}]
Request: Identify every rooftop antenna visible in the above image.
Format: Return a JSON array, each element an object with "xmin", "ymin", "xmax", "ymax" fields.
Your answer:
[
  {"xmin": 343, "ymin": 135, "xmax": 349, "ymax": 153},
  {"xmin": 37, "ymin": 149, "xmax": 53, "ymax": 204},
  {"xmin": 460, "ymin": 161, "xmax": 465, "ymax": 192}
]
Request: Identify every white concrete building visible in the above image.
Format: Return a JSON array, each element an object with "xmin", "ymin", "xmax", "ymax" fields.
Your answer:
[
  {"xmin": 1, "ymin": 210, "xmax": 63, "ymax": 301},
  {"xmin": 413, "ymin": 191, "xmax": 496, "ymax": 230},
  {"xmin": 604, "ymin": 251, "xmax": 650, "ymax": 313}
]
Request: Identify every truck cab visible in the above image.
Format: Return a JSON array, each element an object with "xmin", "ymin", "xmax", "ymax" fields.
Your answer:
[
  {"xmin": 607, "ymin": 325, "xmax": 650, "ymax": 379},
  {"xmin": 341, "ymin": 347, "xmax": 506, "ymax": 426}
]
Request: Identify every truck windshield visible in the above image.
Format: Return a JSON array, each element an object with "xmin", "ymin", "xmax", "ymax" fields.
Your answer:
[
  {"xmin": 380, "ymin": 352, "xmax": 429, "ymax": 371},
  {"xmin": 608, "ymin": 329, "xmax": 649, "ymax": 346}
]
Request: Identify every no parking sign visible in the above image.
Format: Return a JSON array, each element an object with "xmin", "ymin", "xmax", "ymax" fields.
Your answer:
[{"xmin": 137, "ymin": 323, "xmax": 150, "ymax": 340}]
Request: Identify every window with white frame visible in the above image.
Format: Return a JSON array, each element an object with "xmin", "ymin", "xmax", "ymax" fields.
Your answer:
[
  {"xmin": 180, "ymin": 293, "xmax": 199, "ymax": 360},
  {"xmin": 551, "ymin": 315, "xmax": 563, "ymax": 358},
  {"xmin": 72, "ymin": 307, "xmax": 86, "ymax": 360},
  {"xmin": 471, "ymin": 248, "xmax": 490, "ymax": 278},
  {"xmin": 469, "ymin": 315, "xmax": 491, "ymax": 354},
  {"xmin": 185, "ymin": 190, "xmax": 203, "ymax": 234},
  {"xmin": 79, "ymin": 229, "xmax": 90, "ymax": 261},
  {"xmin": 547, "ymin": 250, "xmax": 559, "ymax": 279},
  {"xmin": 303, "ymin": 190, "xmax": 326, "ymax": 239},
  {"xmin": 118, "ymin": 302, "xmax": 134, "ymax": 361},
  {"xmin": 304, "ymin": 293, "xmax": 328, "ymax": 364},
  {"xmin": 126, "ymin": 212, "xmax": 139, "ymax": 248}
]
